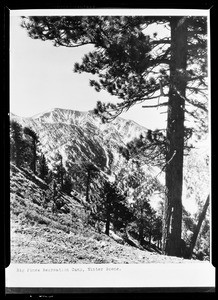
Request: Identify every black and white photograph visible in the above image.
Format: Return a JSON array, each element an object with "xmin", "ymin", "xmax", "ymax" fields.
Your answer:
[{"xmin": 6, "ymin": 8, "xmax": 215, "ymax": 291}]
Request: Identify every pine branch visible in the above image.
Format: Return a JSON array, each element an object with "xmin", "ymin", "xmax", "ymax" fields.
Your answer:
[
  {"xmin": 185, "ymin": 98, "xmax": 208, "ymax": 112},
  {"xmin": 151, "ymin": 39, "xmax": 171, "ymax": 45},
  {"xmin": 186, "ymin": 75, "xmax": 207, "ymax": 85},
  {"xmin": 174, "ymin": 87, "xmax": 208, "ymax": 113},
  {"xmin": 54, "ymin": 40, "xmax": 95, "ymax": 48},
  {"xmin": 161, "ymin": 150, "xmax": 177, "ymax": 172},
  {"xmin": 142, "ymin": 101, "xmax": 168, "ymax": 108},
  {"xmin": 186, "ymin": 86, "xmax": 208, "ymax": 92}
]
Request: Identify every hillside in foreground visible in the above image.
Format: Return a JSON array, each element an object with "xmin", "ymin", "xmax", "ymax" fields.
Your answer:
[{"xmin": 10, "ymin": 163, "xmax": 202, "ymax": 264}]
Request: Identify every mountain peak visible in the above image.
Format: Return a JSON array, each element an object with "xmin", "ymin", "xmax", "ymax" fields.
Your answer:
[
  {"xmin": 11, "ymin": 108, "xmax": 149, "ymax": 147},
  {"xmin": 30, "ymin": 107, "xmax": 89, "ymax": 124}
]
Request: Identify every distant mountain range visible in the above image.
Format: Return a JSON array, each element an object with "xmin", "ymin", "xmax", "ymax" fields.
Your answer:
[{"xmin": 10, "ymin": 107, "xmax": 148, "ymax": 177}]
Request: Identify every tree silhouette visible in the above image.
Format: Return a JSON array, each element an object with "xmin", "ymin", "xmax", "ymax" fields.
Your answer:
[
  {"xmin": 63, "ymin": 174, "xmax": 73, "ymax": 195},
  {"xmin": 39, "ymin": 153, "xmax": 49, "ymax": 181},
  {"xmin": 97, "ymin": 181, "xmax": 132, "ymax": 235},
  {"xmin": 53, "ymin": 152, "xmax": 65, "ymax": 191},
  {"xmin": 23, "ymin": 127, "xmax": 39, "ymax": 174},
  {"xmin": 119, "ymin": 162, "xmax": 163, "ymax": 246},
  {"xmin": 82, "ymin": 162, "xmax": 99, "ymax": 203},
  {"xmin": 10, "ymin": 121, "xmax": 24, "ymax": 168}
]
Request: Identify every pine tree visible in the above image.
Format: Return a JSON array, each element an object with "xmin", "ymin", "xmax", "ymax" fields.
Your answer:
[
  {"xmin": 132, "ymin": 198, "xmax": 153, "ymax": 245},
  {"xmin": 82, "ymin": 162, "xmax": 99, "ymax": 203},
  {"xmin": 97, "ymin": 181, "xmax": 132, "ymax": 235},
  {"xmin": 152, "ymin": 216, "xmax": 163, "ymax": 249},
  {"xmin": 23, "ymin": 127, "xmax": 39, "ymax": 174},
  {"xmin": 22, "ymin": 16, "xmax": 208, "ymax": 257},
  {"xmin": 53, "ymin": 152, "xmax": 65, "ymax": 191},
  {"xmin": 10, "ymin": 120, "xmax": 24, "ymax": 167},
  {"xmin": 63, "ymin": 174, "xmax": 73, "ymax": 195},
  {"xmin": 121, "ymin": 163, "xmax": 163, "ymax": 246},
  {"xmin": 39, "ymin": 153, "xmax": 49, "ymax": 181}
]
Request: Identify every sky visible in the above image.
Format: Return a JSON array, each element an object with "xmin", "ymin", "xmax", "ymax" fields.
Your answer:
[
  {"xmin": 10, "ymin": 9, "xmax": 209, "ymax": 131},
  {"xmin": 10, "ymin": 14, "xmax": 168, "ymax": 130}
]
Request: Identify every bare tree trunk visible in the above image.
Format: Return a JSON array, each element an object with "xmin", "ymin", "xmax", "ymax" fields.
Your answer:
[
  {"xmin": 105, "ymin": 193, "xmax": 112, "ymax": 236},
  {"xmin": 139, "ymin": 224, "xmax": 144, "ymax": 245},
  {"xmin": 188, "ymin": 195, "xmax": 210, "ymax": 258},
  {"xmin": 162, "ymin": 17, "xmax": 188, "ymax": 257},
  {"xmin": 105, "ymin": 211, "xmax": 110, "ymax": 236}
]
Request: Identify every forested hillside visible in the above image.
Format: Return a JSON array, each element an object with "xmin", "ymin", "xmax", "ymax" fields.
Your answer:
[{"xmin": 11, "ymin": 162, "xmax": 202, "ymax": 264}]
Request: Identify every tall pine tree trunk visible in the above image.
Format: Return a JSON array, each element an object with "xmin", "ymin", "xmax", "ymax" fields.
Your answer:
[
  {"xmin": 105, "ymin": 218, "xmax": 110, "ymax": 236},
  {"xmin": 188, "ymin": 195, "xmax": 210, "ymax": 258},
  {"xmin": 162, "ymin": 17, "xmax": 188, "ymax": 257}
]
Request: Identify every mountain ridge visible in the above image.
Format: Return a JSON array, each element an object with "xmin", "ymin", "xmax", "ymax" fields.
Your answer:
[
  {"xmin": 10, "ymin": 108, "xmax": 149, "ymax": 151},
  {"xmin": 10, "ymin": 108, "xmax": 150, "ymax": 195},
  {"xmin": 10, "ymin": 107, "xmax": 148, "ymax": 133}
]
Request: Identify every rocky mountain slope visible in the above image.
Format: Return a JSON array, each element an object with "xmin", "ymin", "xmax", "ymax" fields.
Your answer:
[{"xmin": 10, "ymin": 108, "xmax": 148, "ymax": 174}]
